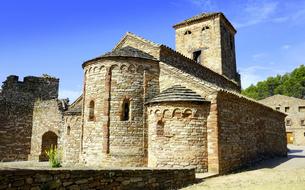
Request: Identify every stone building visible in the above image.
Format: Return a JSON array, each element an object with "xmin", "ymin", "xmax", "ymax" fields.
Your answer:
[
  {"xmin": 259, "ymin": 95, "xmax": 305, "ymax": 145},
  {"xmin": 0, "ymin": 12, "xmax": 287, "ymax": 174}
]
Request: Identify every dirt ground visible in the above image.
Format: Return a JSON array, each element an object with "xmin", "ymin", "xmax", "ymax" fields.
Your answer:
[{"xmin": 183, "ymin": 145, "xmax": 305, "ymax": 190}]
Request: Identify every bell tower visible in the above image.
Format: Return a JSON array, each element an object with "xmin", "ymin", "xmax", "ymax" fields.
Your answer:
[{"xmin": 173, "ymin": 12, "xmax": 239, "ymax": 83}]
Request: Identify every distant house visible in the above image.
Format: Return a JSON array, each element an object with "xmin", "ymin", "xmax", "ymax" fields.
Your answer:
[{"xmin": 260, "ymin": 94, "xmax": 305, "ymax": 145}]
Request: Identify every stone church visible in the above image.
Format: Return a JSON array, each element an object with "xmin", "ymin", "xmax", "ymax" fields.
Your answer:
[{"xmin": 0, "ymin": 12, "xmax": 287, "ymax": 174}]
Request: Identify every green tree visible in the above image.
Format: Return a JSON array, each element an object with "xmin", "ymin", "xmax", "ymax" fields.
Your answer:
[{"xmin": 242, "ymin": 65, "xmax": 305, "ymax": 100}]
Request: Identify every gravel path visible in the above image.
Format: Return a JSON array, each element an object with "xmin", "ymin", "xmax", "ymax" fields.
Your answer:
[{"xmin": 183, "ymin": 145, "xmax": 305, "ymax": 190}]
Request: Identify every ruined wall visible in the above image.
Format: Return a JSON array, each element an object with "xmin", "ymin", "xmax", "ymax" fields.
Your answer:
[
  {"xmin": 216, "ymin": 91, "xmax": 287, "ymax": 174},
  {"xmin": 259, "ymin": 95, "xmax": 305, "ymax": 145},
  {"xmin": 82, "ymin": 57, "xmax": 159, "ymax": 167},
  {"xmin": 0, "ymin": 168, "xmax": 195, "ymax": 190},
  {"xmin": 29, "ymin": 99, "xmax": 64, "ymax": 161},
  {"xmin": 147, "ymin": 102, "xmax": 210, "ymax": 172},
  {"xmin": 0, "ymin": 75, "xmax": 59, "ymax": 161}
]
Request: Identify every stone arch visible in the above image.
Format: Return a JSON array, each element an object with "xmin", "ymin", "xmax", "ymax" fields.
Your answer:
[
  {"xmin": 93, "ymin": 66, "xmax": 98, "ymax": 73},
  {"xmin": 163, "ymin": 109, "xmax": 171, "ymax": 118},
  {"xmin": 128, "ymin": 64, "xmax": 136, "ymax": 73},
  {"xmin": 99, "ymin": 65, "xmax": 105, "ymax": 72},
  {"xmin": 120, "ymin": 65, "xmax": 128, "ymax": 72},
  {"xmin": 88, "ymin": 67, "xmax": 92, "ymax": 73},
  {"xmin": 39, "ymin": 131, "xmax": 58, "ymax": 161},
  {"xmin": 183, "ymin": 109, "xmax": 192, "ymax": 118},
  {"xmin": 155, "ymin": 109, "xmax": 162, "ymax": 118},
  {"xmin": 172, "ymin": 108, "xmax": 182, "ymax": 118}
]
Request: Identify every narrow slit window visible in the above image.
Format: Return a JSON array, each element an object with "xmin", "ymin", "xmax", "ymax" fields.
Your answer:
[
  {"xmin": 89, "ymin": 100, "xmax": 95, "ymax": 121},
  {"xmin": 67, "ymin": 126, "xmax": 71, "ymax": 135},
  {"xmin": 122, "ymin": 99, "xmax": 130, "ymax": 121},
  {"xmin": 193, "ymin": 50, "xmax": 201, "ymax": 63}
]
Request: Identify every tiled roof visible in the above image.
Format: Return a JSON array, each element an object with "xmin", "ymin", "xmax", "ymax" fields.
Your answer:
[
  {"xmin": 173, "ymin": 12, "xmax": 222, "ymax": 28},
  {"xmin": 101, "ymin": 46, "xmax": 156, "ymax": 60},
  {"xmin": 83, "ymin": 46, "xmax": 157, "ymax": 66},
  {"xmin": 147, "ymin": 85, "xmax": 209, "ymax": 103}
]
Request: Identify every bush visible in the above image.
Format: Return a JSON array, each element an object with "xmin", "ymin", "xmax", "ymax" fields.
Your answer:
[{"xmin": 45, "ymin": 145, "xmax": 62, "ymax": 168}]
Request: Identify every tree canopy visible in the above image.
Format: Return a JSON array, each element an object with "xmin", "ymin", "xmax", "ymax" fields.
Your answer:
[{"xmin": 241, "ymin": 65, "xmax": 305, "ymax": 100}]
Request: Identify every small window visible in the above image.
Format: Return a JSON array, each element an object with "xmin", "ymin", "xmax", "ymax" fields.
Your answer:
[
  {"xmin": 122, "ymin": 99, "xmax": 130, "ymax": 121},
  {"xmin": 202, "ymin": 26, "xmax": 210, "ymax": 31},
  {"xmin": 286, "ymin": 118, "xmax": 292, "ymax": 126},
  {"xmin": 89, "ymin": 100, "xmax": 95, "ymax": 121},
  {"xmin": 304, "ymin": 132, "xmax": 305, "ymax": 137},
  {"xmin": 301, "ymin": 119, "xmax": 305, "ymax": 126},
  {"xmin": 285, "ymin": 107, "xmax": 290, "ymax": 112},
  {"xmin": 184, "ymin": 30, "xmax": 192, "ymax": 35},
  {"xmin": 193, "ymin": 50, "xmax": 201, "ymax": 63},
  {"xmin": 156, "ymin": 120, "xmax": 164, "ymax": 136},
  {"xmin": 299, "ymin": 106, "xmax": 305, "ymax": 112},
  {"xmin": 275, "ymin": 107, "xmax": 280, "ymax": 111},
  {"xmin": 67, "ymin": 126, "xmax": 71, "ymax": 135}
]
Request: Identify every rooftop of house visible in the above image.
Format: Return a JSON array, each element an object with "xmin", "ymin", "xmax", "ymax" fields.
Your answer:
[{"xmin": 147, "ymin": 85, "xmax": 209, "ymax": 104}]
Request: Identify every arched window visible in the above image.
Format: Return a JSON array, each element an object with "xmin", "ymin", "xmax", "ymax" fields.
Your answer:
[
  {"xmin": 89, "ymin": 100, "xmax": 95, "ymax": 121},
  {"xmin": 156, "ymin": 120, "xmax": 164, "ymax": 136},
  {"xmin": 184, "ymin": 30, "xmax": 192, "ymax": 35},
  {"xmin": 67, "ymin": 126, "xmax": 71, "ymax": 135},
  {"xmin": 121, "ymin": 99, "xmax": 130, "ymax": 121}
]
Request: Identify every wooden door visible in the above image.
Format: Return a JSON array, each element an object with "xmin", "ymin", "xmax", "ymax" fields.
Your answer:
[{"xmin": 286, "ymin": 132, "xmax": 293, "ymax": 144}]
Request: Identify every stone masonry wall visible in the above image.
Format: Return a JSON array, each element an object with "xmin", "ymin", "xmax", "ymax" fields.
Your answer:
[
  {"xmin": 82, "ymin": 57, "xmax": 159, "ymax": 167},
  {"xmin": 216, "ymin": 91, "xmax": 287, "ymax": 174},
  {"xmin": 62, "ymin": 114, "xmax": 82, "ymax": 165},
  {"xmin": 0, "ymin": 75, "xmax": 59, "ymax": 161},
  {"xmin": 147, "ymin": 102, "xmax": 210, "ymax": 172},
  {"xmin": 0, "ymin": 168, "xmax": 195, "ymax": 190},
  {"xmin": 0, "ymin": 98, "xmax": 33, "ymax": 161},
  {"xmin": 175, "ymin": 16, "xmax": 223, "ymax": 76},
  {"xmin": 159, "ymin": 46, "xmax": 240, "ymax": 92},
  {"xmin": 259, "ymin": 95, "xmax": 305, "ymax": 145},
  {"xmin": 29, "ymin": 99, "xmax": 64, "ymax": 161},
  {"xmin": 174, "ymin": 14, "xmax": 239, "ymax": 83}
]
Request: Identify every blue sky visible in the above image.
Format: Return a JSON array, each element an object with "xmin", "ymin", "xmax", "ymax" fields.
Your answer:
[{"xmin": 1, "ymin": 0, "xmax": 305, "ymax": 101}]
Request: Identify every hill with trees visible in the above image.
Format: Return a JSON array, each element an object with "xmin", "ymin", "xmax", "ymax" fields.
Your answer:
[{"xmin": 241, "ymin": 65, "xmax": 305, "ymax": 100}]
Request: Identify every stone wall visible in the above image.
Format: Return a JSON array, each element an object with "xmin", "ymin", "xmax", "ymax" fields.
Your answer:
[
  {"xmin": 0, "ymin": 75, "xmax": 59, "ymax": 162},
  {"xmin": 29, "ymin": 99, "xmax": 64, "ymax": 161},
  {"xmin": 159, "ymin": 46, "xmax": 240, "ymax": 92},
  {"xmin": 259, "ymin": 95, "xmax": 305, "ymax": 145},
  {"xmin": 216, "ymin": 91, "xmax": 287, "ymax": 174},
  {"xmin": 173, "ymin": 13, "xmax": 239, "ymax": 83},
  {"xmin": 62, "ymin": 114, "xmax": 82, "ymax": 165},
  {"xmin": 0, "ymin": 168, "xmax": 195, "ymax": 190},
  {"xmin": 147, "ymin": 102, "xmax": 210, "ymax": 172},
  {"xmin": 82, "ymin": 57, "xmax": 159, "ymax": 167}
]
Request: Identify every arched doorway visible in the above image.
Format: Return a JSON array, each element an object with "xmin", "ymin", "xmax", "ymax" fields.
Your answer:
[{"xmin": 39, "ymin": 131, "xmax": 58, "ymax": 161}]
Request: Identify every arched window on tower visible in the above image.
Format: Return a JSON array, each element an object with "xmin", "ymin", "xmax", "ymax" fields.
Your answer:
[
  {"xmin": 121, "ymin": 99, "xmax": 130, "ymax": 121},
  {"xmin": 89, "ymin": 100, "xmax": 95, "ymax": 121}
]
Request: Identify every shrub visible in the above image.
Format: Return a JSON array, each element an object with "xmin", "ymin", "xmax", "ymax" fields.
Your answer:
[{"xmin": 45, "ymin": 145, "xmax": 62, "ymax": 168}]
